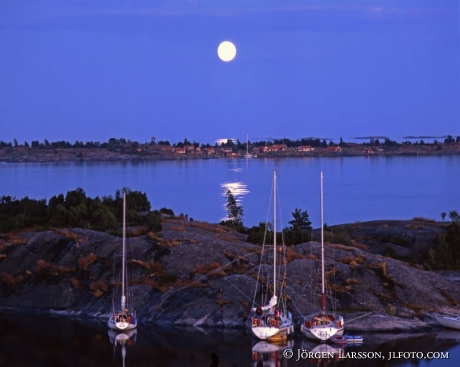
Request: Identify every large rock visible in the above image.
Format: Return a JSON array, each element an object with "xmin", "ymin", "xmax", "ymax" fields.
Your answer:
[{"xmin": 1, "ymin": 218, "xmax": 459, "ymax": 331}]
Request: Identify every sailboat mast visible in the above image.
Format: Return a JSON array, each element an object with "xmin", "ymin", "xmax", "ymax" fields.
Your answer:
[
  {"xmin": 121, "ymin": 191, "xmax": 126, "ymax": 310},
  {"xmin": 321, "ymin": 171, "xmax": 327, "ymax": 311},
  {"xmin": 273, "ymin": 169, "xmax": 277, "ymax": 299}
]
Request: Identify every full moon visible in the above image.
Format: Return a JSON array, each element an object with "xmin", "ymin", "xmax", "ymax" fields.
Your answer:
[{"xmin": 217, "ymin": 41, "xmax": 237, "ymax": 62}]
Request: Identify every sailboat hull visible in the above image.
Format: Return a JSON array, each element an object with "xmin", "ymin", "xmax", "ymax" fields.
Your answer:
[
  {"xmin": 301, "ymin": 313, "xmax": 344, "ymax": 341},
  {"xmin": 251, "ymin": 325, "xmax": 293, "ymax": 341},
  {"xmin": 251, "ymin": 312, "xmax": 294, "ymax": 341},
  {"xmin": 108, "ymin": 314, "xmax": 137, "ymax": 331},
  {"xmin": 301, "ymin": 324, "xmax": 343, "ymax": 341}
]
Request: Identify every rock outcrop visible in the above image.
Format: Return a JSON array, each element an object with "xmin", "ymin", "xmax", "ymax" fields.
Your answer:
[{"xmin": 1, "ymin": 218, "xmax": 459, "ymax": 331}]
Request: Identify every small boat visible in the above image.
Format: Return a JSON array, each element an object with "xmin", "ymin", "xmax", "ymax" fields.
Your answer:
[
  {"xmin": 330, "ymin": 334, "xmax": 363, "ymax": 345},
  {"xmin": 108, "ymin": 191, "xmax": 138, "ymax": 331},
  {"xmin": 344, "ymin": 334, "xmax": 363, "ymax": 344},
  {"xmin": 301, "ymin": 171, "xmax": 344, "ymax": 341},
  {"xmin": 330, "ymin": 335, "xmax": 347, "ymax": 345},
  {"xmin": 434, "ymin": 313, "xmax": 460, "ymax": 330},
  {"xmin": 250, "ymin": 170, "xmax": 294, "ymax": 342}
]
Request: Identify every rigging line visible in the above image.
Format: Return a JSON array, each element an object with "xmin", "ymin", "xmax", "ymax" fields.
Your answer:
[
  {"xmin": 332, "ymin": 246, "xmax": 338, "ymax": 313},
  {"xmin": 252, "ymin": 180, "xmax": 274, "ymax": 307},
  {"xmin": 111, "ymin": 255, "xmax": 116, "ymax": 312},
  {"xmin": 252, "ymin": 238, "xmax": 266, "ymax": 308},
  {"xmin": 278, "ymin": 240, "xmax": 288, "ymax": 302},
  {"xmin": 275, "ymin": 176, "xmax": 289, "ymax": 301},
  {"xmin": 346, "ymin": 311, "xmax": 374, "ymax": 324},
  {"xmin": 292, "ymin": 275, "xmax": 312, "ymax": 313},
  {"xmin": 158, "ymin": 250, "xmax": 261, "ymax": 308},
  {"xmin": 291, "ymin": 297, "xmax": 306, "ymax": 319},
  {"xmin": 294, "ymin": 243, "xmax": 318, "ymax": 310},
  {"xmin": 223, "ymin": 277, "xmax": 253, "ymax": 302}
]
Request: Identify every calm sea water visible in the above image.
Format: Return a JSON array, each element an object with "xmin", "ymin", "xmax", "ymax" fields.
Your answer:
[
  {"xmin": 0, "ymin": 313, "xmax": 459, "ymax": 367},
  {"xmin": 1, "ymin": 155, "xmax": 460, "ymax": 227}
]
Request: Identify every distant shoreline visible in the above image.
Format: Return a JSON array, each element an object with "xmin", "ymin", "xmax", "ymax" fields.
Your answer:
[{"xmin": 1, "ymin": 143, "xmax": 460, "ymax": 163}]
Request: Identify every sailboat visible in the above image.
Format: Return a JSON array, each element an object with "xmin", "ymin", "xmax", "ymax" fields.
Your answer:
[
  {"xmin": 251, "ymin": 170, "xmax": 294, "ymax": 342},
  {"xmin": 245, "ymin": 134, "xmax": 254, "ymax": 158},
  {"xmin": 108, "ymin": 191, "xmax": 138, "ymax": 331},
  {"xmin": 301, "ymin": 171, "xmax": 344, "ymax": 341}
]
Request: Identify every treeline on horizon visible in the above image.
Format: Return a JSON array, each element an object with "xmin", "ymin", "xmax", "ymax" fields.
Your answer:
[{"xmin": 1, "ymin": 134, "xmax": 460, "ymax": 150}]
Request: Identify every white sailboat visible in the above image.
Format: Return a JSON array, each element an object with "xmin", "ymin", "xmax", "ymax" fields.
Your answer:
[
  {"xmin": 251, "ymin": 170, "xmax": 293, "ymax": 342},
  {"xmin": 245, "ymin": 134, "xmax": 254, "ymax": 158},
  {"xmin": 108, "ymin": 191, "xmax": 138, "ymax": 331},
  {"xmin": 301, "ymin": 171, "xmax": 344, "ymax": 341}
]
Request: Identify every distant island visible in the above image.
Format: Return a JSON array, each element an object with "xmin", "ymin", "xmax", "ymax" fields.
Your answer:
[{"xmin": 1, "ymin": 135, "xmax": 460, "ymax": 163}]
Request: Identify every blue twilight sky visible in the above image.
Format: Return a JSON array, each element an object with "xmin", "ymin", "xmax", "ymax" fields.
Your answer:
[{"xmin": 0, "ymin": 0, "xmax": 459, "ymax": 145}]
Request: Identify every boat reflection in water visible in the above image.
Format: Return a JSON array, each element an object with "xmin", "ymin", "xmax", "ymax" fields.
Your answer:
[
  {"xmin": 108, "ymin": 329, "xmax": 137, "ymax": 367},
  {"xmin": 300, "ymin": 340, "xmax": 345, "ymax": 366},
  {"xmin": 252, "ymin": 340, "xmax": 294, "ymax": 367}
]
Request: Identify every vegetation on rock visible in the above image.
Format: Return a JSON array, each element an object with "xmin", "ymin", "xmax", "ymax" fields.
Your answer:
[
  {"xmin": 0, "ymin": 188, "xmax": 163, "ymax": 234},
  {"xmin": 427, "ymin": 213, "xmax": 460, "ymax": 270}
]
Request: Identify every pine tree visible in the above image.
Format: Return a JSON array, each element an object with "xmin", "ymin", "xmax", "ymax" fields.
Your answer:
[{"xmin": 226, "ymin": 190, "xmax": 243, "ymax": 225}]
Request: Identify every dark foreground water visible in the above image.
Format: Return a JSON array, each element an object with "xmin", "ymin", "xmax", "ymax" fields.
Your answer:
[{"xmin": 0, "ymin": 313, "xmax": 459, "ymax": 367}]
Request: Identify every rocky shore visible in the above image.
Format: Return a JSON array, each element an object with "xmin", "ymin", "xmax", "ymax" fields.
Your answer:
[{"xmin": 1, "ymin": 218, "xmax": 459, "ymax": 333}]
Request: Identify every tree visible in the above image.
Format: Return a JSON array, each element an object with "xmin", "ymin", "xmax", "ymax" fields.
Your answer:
[
  {"xmin": 91, "ymin": 203, "xmax": 117, "ymax": 230},
  {"xmin": 428, "ymin": 222, "xmax": 460, "ymax": 270},
  {"xmin": 247, "ymin": 222, "xmax": 270, "ymax": 244},
  {"xmin": 288, "ymin": 208, "xmax": 312, "ymax": 230},
  {"xmin": 221, "ymin": 139, "xmax": 235, "ymax": 147},
  {"xmin": 225, "ymin": 190, "xmax": 243, "ymax": 226},
  {"xmin": 65, "ymin": 188, "xmax": 87, "ymax": 209},
  {"xmin": 441, "ymin": 212, "xmax": 447, "ymax": 221},
  {"xmin": 449, "ymin": 210, "xmax": 460, "ymax": 223},
  {"xmin": 284, "ymin": 208, "xmax": 312, "ymax": 245}
]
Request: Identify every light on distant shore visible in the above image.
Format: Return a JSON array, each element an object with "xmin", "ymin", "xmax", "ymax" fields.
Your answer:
[{"xmin": 215, "ymin": 138, "xmax": 236, "ymax": 145}]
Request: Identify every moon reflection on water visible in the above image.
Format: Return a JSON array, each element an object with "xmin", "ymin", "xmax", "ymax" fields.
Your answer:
[{"xmin": 220, "ymin": 180, "xmax": 249, "ymax": 221}]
